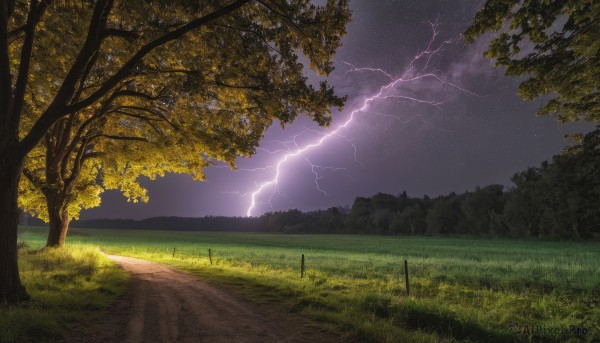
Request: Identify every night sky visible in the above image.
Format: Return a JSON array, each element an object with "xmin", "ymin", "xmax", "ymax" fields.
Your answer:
[{"xmin": 81, "ymin": 0, "xmax": 588, "ymax": 220}]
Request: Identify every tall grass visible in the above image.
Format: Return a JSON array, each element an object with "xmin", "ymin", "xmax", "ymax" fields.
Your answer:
[
  {"xmin": 0, "ymin": 242, "xmax": 127, "ymax": 343},
  {"xmin": 18, "ymin": 227, "xmax": 600, "ymax": 342}
]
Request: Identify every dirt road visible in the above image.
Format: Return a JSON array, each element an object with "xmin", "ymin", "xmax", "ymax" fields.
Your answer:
[{"xmin": 69, "ymin": 255, "xmax": 340, "ymax": 343}]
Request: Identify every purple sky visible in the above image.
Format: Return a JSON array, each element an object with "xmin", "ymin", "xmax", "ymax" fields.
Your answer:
[{"xmin": 81, "ymin": 0, "xmax": 589, "ymax": 219}]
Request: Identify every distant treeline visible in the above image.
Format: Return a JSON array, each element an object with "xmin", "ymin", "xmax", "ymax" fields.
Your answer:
[
  {"xmin": 22, "ymin": 128, "xmax": 600, "ymax": 240},
  {"xmin": 74, "ymin": 216, "xmax": 270, "ymax": 232},
  {"xmin": 286, "ymin": 128, "xmax": 600, "ymax": 239}
]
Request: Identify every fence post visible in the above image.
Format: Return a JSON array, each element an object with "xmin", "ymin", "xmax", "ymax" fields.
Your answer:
[
  {"xmin": 301, "ymin": 253, "xmax": 305, "ymax": 278},
  {"xmin": 404, "ymin": 259, "xmax": 410, "ymax": 296},
  {"xmin": 209, "ymin": 248, "xmax": 213, "ymax": 266},
  {"xmin": 172, "ymin": 247, "xmax": 176, "ymax": 258}
]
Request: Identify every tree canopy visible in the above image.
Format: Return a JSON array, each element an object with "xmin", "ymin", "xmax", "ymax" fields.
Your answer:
[
  {"xmin": 465, "ymin": 1, "xmax": 600, "ymax": 122},
  {"xmin": 15, "ymin": 0, "xmax": 350, "ymax": 247},
  {"xmin": 0, "ymin": 0, "xmax": 350, "ymax": 301}
]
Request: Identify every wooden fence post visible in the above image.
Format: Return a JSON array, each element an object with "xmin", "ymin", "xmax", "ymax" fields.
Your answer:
[
  {"xmin": 172, "ymin": 247, "xmax": 176, "ymax": 258},
  {"xmin": 301, "ymin": 253, "xmax": 305, "ymax": 278},
  {"xmin": 404, "ymin": 259, "xmax": 410, "ymax": 296},
  {"xmin": 209, "ymin": 248, "xmax": 213, "ymax": 265}
]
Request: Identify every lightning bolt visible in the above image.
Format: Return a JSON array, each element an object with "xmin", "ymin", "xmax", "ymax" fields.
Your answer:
[
  {"xmin": 304, "ymin": 158, "xmax": 349, "ymax": 196},
  {"xmin": 239, "ymin": 21, "xmax": 477, "ymax": 216}
]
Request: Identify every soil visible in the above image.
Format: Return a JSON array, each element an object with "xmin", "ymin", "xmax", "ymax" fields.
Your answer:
[{"xmin": 66, "ymin": 255, "xmax": 342, "ymax": 343}]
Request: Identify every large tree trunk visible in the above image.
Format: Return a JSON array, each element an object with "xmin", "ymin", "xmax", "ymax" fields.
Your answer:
[
  {"xmin": 45, "ymin": 193, "xmax": 69, "ymax": 247},
  {"xmin": 0, "ymin": 161, "xmax": 30, "ymax": 302}
]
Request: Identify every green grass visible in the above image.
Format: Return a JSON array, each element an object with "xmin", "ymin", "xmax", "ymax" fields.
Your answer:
[
  {"xmin": 0, "ymin": 242, "xmax": 128, "ymax": 343},
  {"xmin": 18, "ymin": 227, "xmax": 600, "ymax": 342}
]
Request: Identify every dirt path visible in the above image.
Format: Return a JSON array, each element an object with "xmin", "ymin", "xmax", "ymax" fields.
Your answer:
[{"xmin": 69, "ymin": 255, "xmax": 341, "ymax": 343}]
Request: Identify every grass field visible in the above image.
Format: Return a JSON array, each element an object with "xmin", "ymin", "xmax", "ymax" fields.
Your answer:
[
  {"xmin": 0, "ymin": 242, "xmax": 127, "ymax": 343},
  {"xmin": 16, "ymin": 227, "xmax": 600, "ymax": 342}
]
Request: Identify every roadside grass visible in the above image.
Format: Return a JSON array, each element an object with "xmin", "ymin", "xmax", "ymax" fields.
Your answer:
[
  {"xmin": 19, "ymin": 227, "xmax": 600, "ymax": 342},
  {"xmin": 0, "ymin": 241, "xmax": 127, "ymax": 343}
]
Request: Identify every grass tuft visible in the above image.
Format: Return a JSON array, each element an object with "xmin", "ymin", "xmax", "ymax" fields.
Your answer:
[{"xmin": 0, "ymin": 243, "xmax": 127, "ymax": 343}]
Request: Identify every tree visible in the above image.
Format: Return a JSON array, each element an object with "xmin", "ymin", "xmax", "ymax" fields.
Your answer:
[
  {"xmin": 460, "ymin": 185, "xmax": 504, "ymax": 235},
  {"xmin": 17, "ymin": 0, "xmax": 350, "ymax": 247},
  {"xmin": 503, "ymin": 127, "xmax": 600, "ymax": 239},
  {"xmin": 425, "ymin": 197, "xmax": 461, "ymax": 235},
  {"xmin": 502, "ymin": 166, "xmax": 546, "ymax": 237},
  {"xmin": 503, "ymin": 155, "xmax": 587, "ymax": 239},
  {"xmin": 371, "ymin": 208, "xmax": 393, "ymax": 234},
  {"xmin": 465, "ymin": 1, "xmax": 600, "ymax": 122},
  {"xmin": 0, "ymin": 0, "xmax": 350, "ymax": 302},
  {"xmin": 563, "ymin": 126, "xmax": 600, "ymax": 237},
  {"xmin": 390, "ymin": 204, "xmax": 425, "ymax": 235},
  {"xmin": 346, "ymin": 196, "xmax": 371, "ymax": 232},
  {"xmin": 18, "ymin": 94, "xmax": 211, "ymax": 247},
  {"xmin": 267, "ymin": 209, "xmax": 304, "ymax": 232},
  {"xmin": 370, "ymin": 192, "xmax": 397, "ymax": 211}
]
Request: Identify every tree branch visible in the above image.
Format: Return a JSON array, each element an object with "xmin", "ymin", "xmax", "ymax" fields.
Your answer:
[
  {"xmin": 64, "ymin": 138, "xmax": 90, "ymax": 188},
  {"xmin": 112, "ymin": 109, "xmax": 161, "ymax": 122},
  {"xmin": 92, "ymin": 134, "xmax": 149, "ymax": 142},
  {"xmin": 118, "ymin": 105, "xmax": 179, "ymax": 130},
  {"xmin": 212, "ymin": 23, "xmax": 286, "ymax": 58},
  {"xmin": 7, "ymin": 24, "xmax": 25, "ymax": 43},
  {"xmin": 63, "ymin": 0, "xmax": 251, "ymax": 117},
  {"xmin": 113, "ymin": 88, "xmax": 167, "ymax": 102},
  {"xmin": 108, "ymin": 110, "xmax": 165, "ymax": 137},
  {"xmin": 63, "ymin": 82, "xmax": 132, "ymax": 162},
  {"xmin": 72, "ymin": 49, "xmax": 100, "ymax": 103},
  {"xmin": 104, "ymin": 28, "xmax": 141, "ymax": 39},
  {"xmin": 145, "ymin": 67, "xmax": 203, "ymax": 76},
  {"xmin": 12, "ymin": 0, "xmax": 51, "ymax": 140},
  {"xmin": 256, "ymin": 0, "xmax": 316, "ymax": 59},
  {"xmin": 0, "ymin": 1, "xmax": 13, "ymax": 132},
  {"xmin": 18, "ymin": 0, "xmax": 251, "ymax": 162},
  {"xmin": 213, "ymin": 80, "xmax": 265, "ymax": 92},
  {"xmin": 81, "ymin": 151, "xmax": 104, "ymax": 161},
  {"xmin": 17, "ymin": 0, "xmax": 114, "ymax": 159},
  {"xmin": 56, "ymin": 112, "xmax": 78, "ymax": 160},
  {"xmin": 23, "ymin": 167, "xmax": 44, "ymax": 188},
  {"xmin": 7, "ymin": 0, "xmax": 51, "ymax": 45}
]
